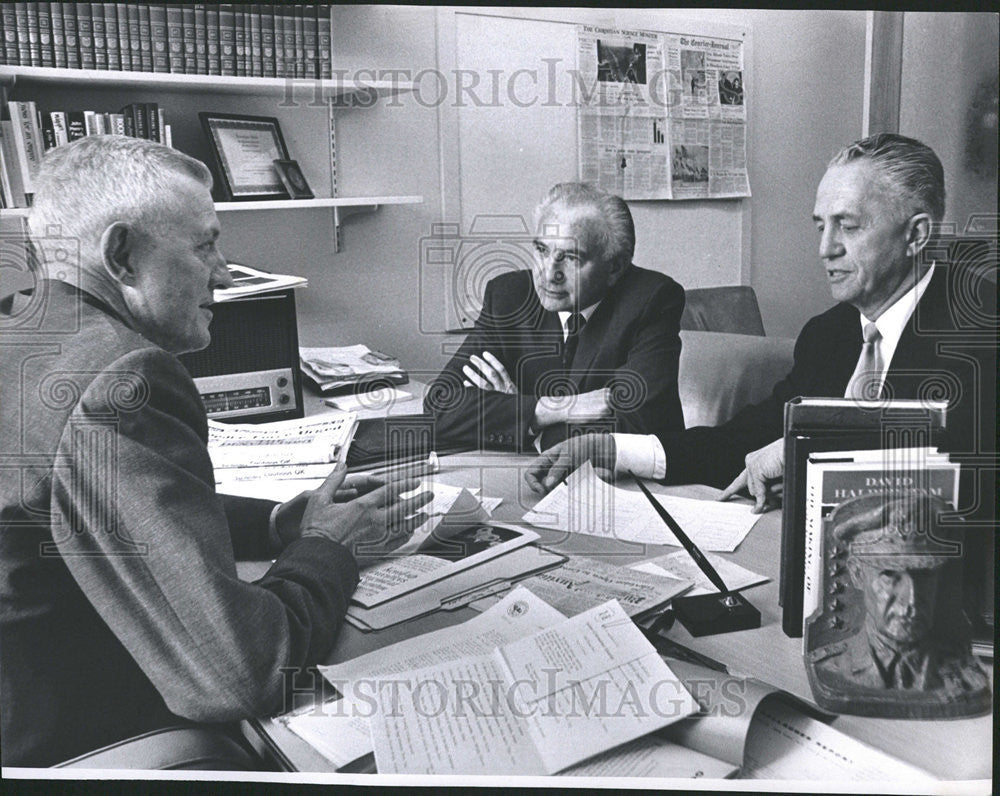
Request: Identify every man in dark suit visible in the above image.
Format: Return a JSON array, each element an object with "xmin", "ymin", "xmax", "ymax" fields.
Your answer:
[
  {"xmin": 425, "ymin": 182, "xmax": 685, "ymax": 453},
  {"xmin": 0, "ymin": 136, "xmax": 431, "ymax": 766},
  {"xmin": 526, "ymin": 134, "xmax": 995, "ymax": 522}
]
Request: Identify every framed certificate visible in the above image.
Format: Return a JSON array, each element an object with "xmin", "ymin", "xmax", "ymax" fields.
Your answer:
[{"xmin": 198, "ymin": 112, "xmax": 292, "ymax": 201}]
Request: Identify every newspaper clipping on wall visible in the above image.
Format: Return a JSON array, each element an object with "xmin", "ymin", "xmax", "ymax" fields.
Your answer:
[{"xmin": 577, "ymin": 25, "xmax": 750, "ymax": 200}]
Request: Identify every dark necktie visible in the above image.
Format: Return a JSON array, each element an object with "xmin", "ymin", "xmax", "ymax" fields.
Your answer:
[{"xmin": 562, "ymin": 312, "xmax": 586, "ymax": 369}]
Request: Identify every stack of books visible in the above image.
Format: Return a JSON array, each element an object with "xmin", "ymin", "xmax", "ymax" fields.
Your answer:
[
  {"xmin": 0, "ymin": 3, "xmax": 333, "ymax": 79},
  {"xmin": 0, "ymin": 99, "xmax": 172, "ymax": 208}
]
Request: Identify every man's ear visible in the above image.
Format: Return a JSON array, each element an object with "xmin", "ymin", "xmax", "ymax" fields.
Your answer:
[
  {"xmin": 905, "ymin": 212, "xmax": 932, "ymax": 258},
  {"xmin": 101, "ymin": 222, "xmax": 138, "ymax": 287}
]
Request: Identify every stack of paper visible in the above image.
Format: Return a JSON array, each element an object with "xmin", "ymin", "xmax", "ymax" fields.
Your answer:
[
  {"xmin": 522, "ymin": 462, "xmax": 761, "ymax": 552},
  {"xmin": 300, "ymin": 345, "xmax": 407, "ymax": 392}
]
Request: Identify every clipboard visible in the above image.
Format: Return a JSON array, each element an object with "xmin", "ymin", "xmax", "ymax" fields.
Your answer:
[{"xmin": 345, "ymin": 545, "xmax": 567, "ymax": 631}]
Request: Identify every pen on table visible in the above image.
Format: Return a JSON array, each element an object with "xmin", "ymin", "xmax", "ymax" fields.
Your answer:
[
  {"xmin": 629, "ymin": 471, "xmax": 731, "ymax": 595},
  {"xmin": 368, "ymin": 451, "xmax": 439, "ymax": 481}
]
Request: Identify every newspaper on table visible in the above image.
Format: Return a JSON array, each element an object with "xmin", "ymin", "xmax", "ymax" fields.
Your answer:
[
  {"xmin": 577, "ymin": 25, "xmax": 750, "ymax": 200},
  {"xmin": 300, "ymin": 344, "xmax": 407, "ymax": 392}
]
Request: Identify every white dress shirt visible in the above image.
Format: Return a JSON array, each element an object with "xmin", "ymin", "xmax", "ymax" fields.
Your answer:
[{"xmin": 612, "ymin": 264, "xmax": 936, "ymax": 479}]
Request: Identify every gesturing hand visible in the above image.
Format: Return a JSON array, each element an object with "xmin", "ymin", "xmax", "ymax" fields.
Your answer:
[
  {"xmin": 524, "ymin": 432, "xmax": 617, "ymax": 494},
  {"xmin": 719, "ymin": 437, "xmax": 785, "ymax": 513},
  {"xmin": 297, "ymin": 463, "xmax": 434, "ymax": 564},
  {"xmin": 462, "ymin": 351, "xmax": 517, "ymax": 394}
]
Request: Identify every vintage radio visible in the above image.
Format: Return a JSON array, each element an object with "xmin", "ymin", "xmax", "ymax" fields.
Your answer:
[{"xmin": 179, "ymin": 289, "xmax": 303, "ymax": 423}]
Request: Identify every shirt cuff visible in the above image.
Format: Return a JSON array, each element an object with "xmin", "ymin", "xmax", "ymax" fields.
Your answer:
[
  {"xmin": 267, "ymin": 503, "xmax": 283, "ymax": 554},
  {"xmin": 613, "ymin": 433, "xmax": 666, "ymax": 480}
]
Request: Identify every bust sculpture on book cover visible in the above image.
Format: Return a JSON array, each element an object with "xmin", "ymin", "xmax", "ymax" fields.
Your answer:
[{"xmin": 805, "ymin": 491, "xmax": 990, "ymax": 718}]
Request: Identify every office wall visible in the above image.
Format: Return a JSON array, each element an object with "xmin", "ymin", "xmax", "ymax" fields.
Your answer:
[
  {"xmin": 899, "ymin": 12, "xmax": 999, "ymax": 232},
  {"xmin": 244, "ymin": 7, "xmax": 869, "ymax": 374}
]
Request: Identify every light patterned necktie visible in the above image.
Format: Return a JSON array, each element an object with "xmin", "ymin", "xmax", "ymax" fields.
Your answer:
[{"xmin": 846, "ymin": 322, "xmax": 884, "ymax": 401}]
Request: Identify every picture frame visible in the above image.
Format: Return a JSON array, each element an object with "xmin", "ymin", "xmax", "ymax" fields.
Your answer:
[
  {"xmin": 198, "ymin": 112, "xmax": 291, "ymax": 201},
  {"xmin": 272, "ymin": 158, "xmax": 315, "ymax": 199}
]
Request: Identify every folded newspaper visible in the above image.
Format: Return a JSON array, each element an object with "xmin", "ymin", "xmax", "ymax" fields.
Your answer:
[
  {"xmin": 207, "ymin": 413, "xmax": 358, "ymax": 469},
  {"xmin": 300, "ymin": 345, "xmax": 407, "ymax": 392}
]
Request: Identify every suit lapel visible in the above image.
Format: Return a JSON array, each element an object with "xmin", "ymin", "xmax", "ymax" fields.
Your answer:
[{"xmin": 883, "ymin": 265, "xmax": 951, "ymax": 394}]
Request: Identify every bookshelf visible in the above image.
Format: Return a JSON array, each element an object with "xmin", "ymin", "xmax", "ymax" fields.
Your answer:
[{"xmin": 0, "ymin": 65, "xmax": 423, "ymax": 248}]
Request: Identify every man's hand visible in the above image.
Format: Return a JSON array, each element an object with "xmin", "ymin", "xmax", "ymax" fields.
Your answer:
[
  {"xmin": 719, "ymin": 438, "xmax": 784, "ymax": 513},
  {"xmin": 532, "ymin": 387, "xmax": 611, "ymax": 428},
  {"xmin": 524, "ymin": 433, "xmax": 617, "ymax": 494},
  {"xmin": 462, "ymin": 351, "xmax": 517, "ymax": 394},
  {"xmin": 295, "ymin": 463, "xmax": 434, "ymax": 563}
]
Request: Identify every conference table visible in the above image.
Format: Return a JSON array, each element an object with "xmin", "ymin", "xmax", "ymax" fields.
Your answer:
[{"xmin": 235, "ymin": 390, "xmax": 992, "ymax": 784}]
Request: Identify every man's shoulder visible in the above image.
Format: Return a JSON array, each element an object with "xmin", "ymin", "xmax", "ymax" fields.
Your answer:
[
  {"xmin": 487, "ymin": 269, "xmax": 534, "ymax": 293},
  {"xmin": 619, "ymin": 264, "xmax": 683, "ymax": 296},
  {"xmin": 798, "ymin": 301, "xmax": 858, "ymax": 340}
]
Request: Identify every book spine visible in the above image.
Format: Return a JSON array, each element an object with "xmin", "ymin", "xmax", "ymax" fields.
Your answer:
[
  {"xmin": 66, "ymin": 110, "xmax": 86, "ymax": 140},
  {"xmin": 259, "ymin": 4, "xmax": 274, "ymax": 78},
  {"xmin": 233, "ymin": 3, "xmax": 245, "ymax": 76},
  {"xmin": 1, "ymin": 4, "xmax": 19, "ymax": 66},
  {"xmin": 283, "ymin": 7, "xmax": 296, "ymax": 79},
  {"xmin": 125, "ymin": 3, "xmax": 141, "ymax": 72},
  {"xmin": 145, "ymin": 101, "xmax": 160, "ymax": 143},
  {"xmin": 137, "ymin": 3, "xmax": 152, "ymax": 72},
  {"xmin": 163, "ymin": 3, "xmax": 181, "ymax": 73},
  {"xmin": 76, "ymin": 2, "xmax": 94, "ymax": 70},
  {"xmin": 37, "ymin": 1, "xmax": 54, "ymax": 67},
  {"xmin": 218, "ymin": 4, "xmax": 235, "ymax": 76},
  {"xmin": 40, "ymin": 110, "xmax": 56, "ymax": 151},
  {"xmin": 302, "ymin": 3, "xmax": 317, "ymax": 79},
  {"xmin": 150, "ymin": 3, "xmax": 170, "ymax": 73},
  {"xmin": 48, "ymin": 1, "xmax": 66, "ymax": 68},
  {"xmin": 49, "ymin": 110, "xmax": 68, "ymax": 146},
  {"xmin": 292, "ymin": 4, "xmax": 303, "ymax": 78},
  {"xmin": 271, "ymin": 4, "xmax": 284, "ymax": 79},
  {"xmin": 8, "ymin": 100, "xmax": 41, "ymax": 193},
  {"xmin": 24, "ymin": 2, "xmax": 40, "ymax": 67},
  {"xmin": 248, "ymin": 3, "xmax": 261, "ymax": 78},
  {"xmin": 181, "ymin": 3, "xmax": 195, "ymax": 74},
  {"xmin": 193, "ymin": 3, "xmax": 207, "ymax": 74},
  {"xmin": 14, "ymin": 3, "xmax": 31, "ymax": 67},
  {"xmin": 110, "ymin": 112, "xmax": 125, "ymax": 137},
  {"xmin": 115, "ymin": 3, "xmax": 130, "ymax": 71},
  {"xmin": 0, "ymin": 120, "xmax": 28, "ymax": 206},
  {"xmin": 82, "ymin": 110, "xmax": 98, "ymax": 136},
  {"xmin": 317, "ymin": 4, "xmax": 331, "ymax": 80},
  {"xmin": 163, "ymin": 123, "xmax": 171, "ymax": 148},
  {"xmin": 132, "ymin": 103, "xmax": 147, "ymax": 139},
  {"xmin": 205, "ymin": 4, "xmax": 219, "ymax": 75},
  {"xmin": 102, "ymin": 3, "xmax": 119, "ymax": 71},
  {"xmin": 90, "ymin": 0, "xmax": 106, "ymax": 70},
  {"xmin": 0, "ymin": 124, "xmax": 15, "ymax": 207}
]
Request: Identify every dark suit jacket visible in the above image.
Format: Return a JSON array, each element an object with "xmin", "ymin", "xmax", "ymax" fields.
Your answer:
[
  {"xmin": 0, "ymin": 281, "xmax": 358, "ymax": 767},
  {"xmin": 661, "ymin": 264, "xmax": 996, "ymax": 504},
  {"xmin": 425, "ymin": 266, "xmax": 685, "ymax": 451}
]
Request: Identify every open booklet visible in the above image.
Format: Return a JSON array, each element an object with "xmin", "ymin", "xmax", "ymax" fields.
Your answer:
[
  {"xmin": 281, "ymin": 588, "xmax": 939, "ymax": 782},
  {"xmin": 213, "ymin": 262, "xmax": 308, "ymax": 301}
]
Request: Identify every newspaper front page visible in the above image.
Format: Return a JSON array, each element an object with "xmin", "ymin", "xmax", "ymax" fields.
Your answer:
[{"xmin": 577, "ymin": 25, "xmax": 750, "ymax": 200}]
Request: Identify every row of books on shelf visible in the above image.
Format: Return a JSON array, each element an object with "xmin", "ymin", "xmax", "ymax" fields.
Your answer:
[
  {"xmin": 0, "ymin": 100, "xmax": 171, "ymax": 209},
  {"xmin": 0, "ymin": 3, "xmax": 332, "ymax": 79}
]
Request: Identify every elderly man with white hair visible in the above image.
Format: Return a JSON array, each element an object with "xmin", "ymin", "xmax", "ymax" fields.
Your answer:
[{"xmin": 0, "ymin": 135, "xmax": 431, "ymax": 767}]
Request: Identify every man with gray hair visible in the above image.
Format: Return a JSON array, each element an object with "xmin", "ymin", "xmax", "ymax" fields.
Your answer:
[
  {"xmin": 0, "ymin": 135, "xmax": 431, "ymax": 766},
  {"xmin": 426, "ymin": 182, "xmax": 686, "ymax": 453},
  {"xmin": 527, "ymin": 135, "xmax": 995, "ymax": 528}
]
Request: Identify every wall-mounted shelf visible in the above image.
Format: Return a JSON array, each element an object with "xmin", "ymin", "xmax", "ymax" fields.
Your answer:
[
  {"xmin": 0, "ymin": 65, "xmax": 416, "ymax": 103},
  {"xmin": 1, "ymin": 196, "xmax": 423, "ymax": 219}
]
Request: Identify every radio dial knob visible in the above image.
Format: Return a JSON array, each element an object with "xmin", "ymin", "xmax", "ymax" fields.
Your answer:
[
  {"xmin": 277, "ymin": 377, "xmax": 288, "ymax": 388},
  {"xmin": 279, "ymin": 394, "xmax": 290, "ymax": 405}
]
